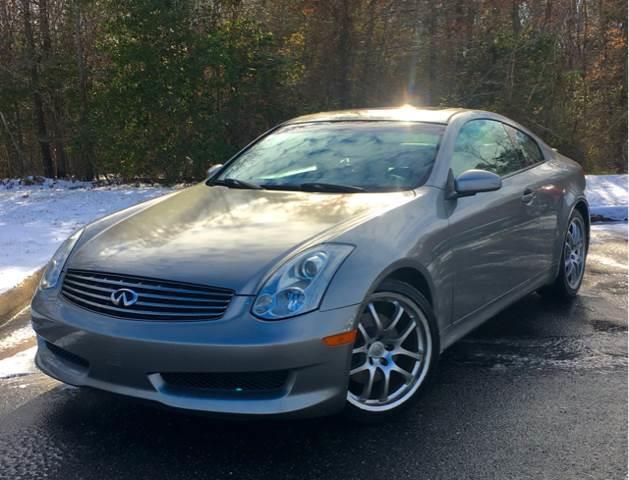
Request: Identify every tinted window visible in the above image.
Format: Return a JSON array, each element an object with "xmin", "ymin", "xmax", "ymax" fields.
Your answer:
[
  {"xmin": 217, "ymin": 122, "xmax": 444, "ymax": 192},
  {"xmin": 508, "ymin": 127, "xmax": 544, "ymax": 167},
  {"xmin": 451, "ymin": 120, "xmax": 523, "ymax": 177}
]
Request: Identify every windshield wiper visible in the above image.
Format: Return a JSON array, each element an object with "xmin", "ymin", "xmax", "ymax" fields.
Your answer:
[
  {"xmin": 208, "ymin": 178, "xmax": 262, "ymax": 190},
  {"xmin": 296, "ymin": 182, "xmax": 365, "ymax": 193}
]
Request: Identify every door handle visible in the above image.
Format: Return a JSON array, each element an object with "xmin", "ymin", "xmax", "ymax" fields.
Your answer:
[{"xmin": 521, "ymin": 188, "xmax": 536, "ymax": 204}]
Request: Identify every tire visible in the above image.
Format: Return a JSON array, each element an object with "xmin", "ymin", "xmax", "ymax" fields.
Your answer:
[
  {"xmin": 539, "ymin": 209, "xmax": 588, "ymax": 299},
  {"xmin": 343, "ymin": 279, "xmax": 439, "ymax": 423}
]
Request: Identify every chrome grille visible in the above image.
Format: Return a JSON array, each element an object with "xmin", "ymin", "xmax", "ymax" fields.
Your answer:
[{"xmin": 61, "ymin": 269, "xmax": 234, "ymax": 321}]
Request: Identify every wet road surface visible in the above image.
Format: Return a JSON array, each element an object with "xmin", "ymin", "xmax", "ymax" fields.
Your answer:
[{"xmin": 0, "ymin": 225, "xmax": 626, "ymax": 480}]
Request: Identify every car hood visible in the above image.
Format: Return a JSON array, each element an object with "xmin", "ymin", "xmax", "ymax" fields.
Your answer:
[{"xmin": 68, "ymin": 184, "xmax": 414, "ymax": 294}]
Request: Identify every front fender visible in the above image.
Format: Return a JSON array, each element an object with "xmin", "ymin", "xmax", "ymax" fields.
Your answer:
[{"xmin": 319, "ymin": 187, "xmax": 451, "ymax": 333}]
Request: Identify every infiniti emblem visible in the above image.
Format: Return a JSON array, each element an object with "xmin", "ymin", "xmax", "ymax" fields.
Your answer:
[{"xmin": 110, "ymin": 288, "xmax": 139, "ymax": 307}]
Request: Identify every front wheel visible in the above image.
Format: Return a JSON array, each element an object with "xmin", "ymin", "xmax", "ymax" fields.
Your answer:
[{"xmin": 344, "ymin": 280, "xmax": 438, "ymax": 422}]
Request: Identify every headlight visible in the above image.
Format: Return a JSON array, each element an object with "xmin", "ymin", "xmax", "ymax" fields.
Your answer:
[
  {"xmin": 39, "ymin": 228, "xmax": 84, "ymax": 290},
  {"xmin": 252, "ymin": 244, "xmax": 354, "ymax": 320}
]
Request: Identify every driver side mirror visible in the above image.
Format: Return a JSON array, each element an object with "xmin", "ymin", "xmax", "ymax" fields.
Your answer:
[
  {"xmin": 206, "ymin": 164, "xmax": 223, "ymax": 179},
  {"xmin": 448, "ymin": 169, "xmax": 502, "ymax": 198}
]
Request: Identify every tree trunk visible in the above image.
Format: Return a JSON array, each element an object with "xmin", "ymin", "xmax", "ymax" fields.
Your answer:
[
  {"xmin": 0, "ymin": 111, "xmax": 24, "ymax": 177},
  {"xmin": 40, "ymin": 0, "xmax": 68, "ymax": 177},
  {"xmin": 73, "ymin": 0, "xmax": 94, "ymax": 180},
  {"xmin": 336, "ymin": 0, "xmax": 352, "ymax": 108},
  {"xmin": 359, "ymin": 0, "xmax": 377, "ymax": 104},
  {"xmin": 21, "ymin": 0, "xmax": 54, "ymax": 178},
  {"xmin": 542, "ymin": 0, "xmax": 553, "ymax": 32},
  {"xmin": 13, "ymin": 102, "xmax": 26, "ymax": 175},
  {"xmin": 425, "ymin": 0, "xmax": 437, "ymax": 105}
]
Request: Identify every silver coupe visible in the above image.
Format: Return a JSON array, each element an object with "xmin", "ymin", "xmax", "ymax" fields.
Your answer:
[{"xmin": 32, "ymin": 107, "xmax": 589, "ymax": 421}]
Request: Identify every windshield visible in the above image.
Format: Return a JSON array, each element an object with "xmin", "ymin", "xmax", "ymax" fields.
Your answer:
[{"xmin": 214, "ymin": 121, "xmax": 444, "ymax": 192}]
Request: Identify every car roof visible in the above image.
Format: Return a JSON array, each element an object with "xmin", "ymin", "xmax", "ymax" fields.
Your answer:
[{"xmin": 283, "ymin": 106, "xmax": 468, "ymax": 125}]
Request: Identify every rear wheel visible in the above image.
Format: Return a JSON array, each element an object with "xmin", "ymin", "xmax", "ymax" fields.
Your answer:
[
  {"xmin": 344, "ymin": 280, "xmax": 438, "ymax": 422},
  {"xmin": 540, "ymin": 209, "xmax": 587, "ymax": 298}
]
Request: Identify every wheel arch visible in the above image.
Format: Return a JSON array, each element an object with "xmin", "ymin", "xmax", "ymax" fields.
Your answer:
[
  {"xmin": 572, "ymin": 198, "xmax": 591, "ymax": 249},
  {"xmin": 362, "ymin": 259, "xmax": 440, "ymax": 323},
  {"xmin": 384, "ymin": 266, "xmax": 434, "ymax": 307}
]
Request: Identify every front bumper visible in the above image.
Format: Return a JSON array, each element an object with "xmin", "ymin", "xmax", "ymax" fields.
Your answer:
[{"xmin": 31, "ymin": 288, "xmax": 360, "ymax": 418}]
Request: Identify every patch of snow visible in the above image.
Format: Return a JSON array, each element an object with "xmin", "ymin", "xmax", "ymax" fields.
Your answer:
[
  {"xmin": 0, "ymin": 346, "xmax": 37, "ymax": 379},
  {"xmin": 0, "ymin": 179, "xmax": 175, "ymax": 294},
  {"xmin": 586, "ymin": 175, "xmax": 628, "ymax": 222},
  {"xmin": 587, "ymin": 253, "xmax": 627, "ymax": 271},
  {"xmin": 590, "ymin": 223, "xmax": 628, "ymax": 243},
  {"xmin": 0, "ymin": 325, "xmax": 34, "ymax": 352}
]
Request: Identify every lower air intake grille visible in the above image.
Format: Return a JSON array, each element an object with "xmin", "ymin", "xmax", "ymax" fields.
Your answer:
[
  {"xmin": 61, "ymin": 269, "xmax": 234, "ymax": 321},
  {"xmin": 161, "ymin": 371, "xmax": 290, "ymax": 393},
  {"xmin": 45, "ymin": 341, "xmax": 89, "ymax": 369}
]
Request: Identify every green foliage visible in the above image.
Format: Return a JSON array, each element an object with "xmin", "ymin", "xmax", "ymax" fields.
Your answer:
[{"xmin": 91, "ymin": 0, "xmax": 292, "ymax": 181}]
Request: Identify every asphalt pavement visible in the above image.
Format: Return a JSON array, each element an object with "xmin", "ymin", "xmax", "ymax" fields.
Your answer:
[{"xmin": 0, "ymin": 224, "xmax": 626, "ymax": 480}]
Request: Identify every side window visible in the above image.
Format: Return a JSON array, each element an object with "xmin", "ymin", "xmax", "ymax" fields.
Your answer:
[
  {"xmin": 509, "ymin": 127, "xmax": 544, "ymax": 167},
  {"xmin": 451, "ymin": 119, "xmax": 524, "ymax": 177}
]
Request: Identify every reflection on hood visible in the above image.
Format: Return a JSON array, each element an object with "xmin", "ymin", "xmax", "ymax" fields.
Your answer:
[{"xmin": 68, "ymin": 184, "xmax": 414, "ymax": 293}]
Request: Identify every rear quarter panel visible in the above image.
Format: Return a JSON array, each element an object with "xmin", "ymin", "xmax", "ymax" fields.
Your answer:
[{"xmin": 547, "ymin": 150, "xmax": 589, "ymax": 271}]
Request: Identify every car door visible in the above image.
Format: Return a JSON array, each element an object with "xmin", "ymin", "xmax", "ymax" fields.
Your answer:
[
  {"xmin": 446, "ymin": 119, "xmax": 531, "ymax": 323},
  {"xmin": 503, "ymin": 125, "xmax": 560, "ymax": 277}
]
